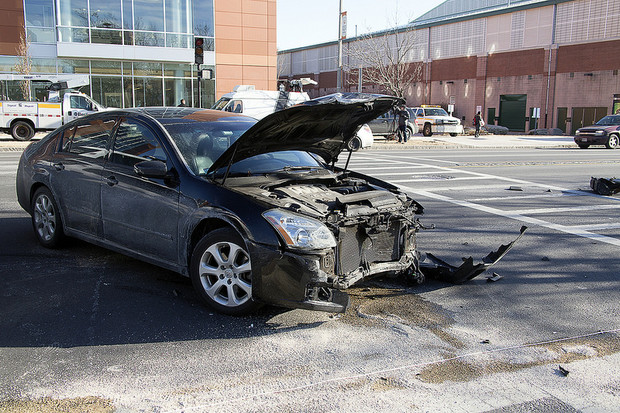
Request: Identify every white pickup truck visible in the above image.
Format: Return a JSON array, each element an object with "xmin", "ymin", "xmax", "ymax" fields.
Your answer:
[{"xmin": 0, "ymin": 74, "xmax": 104, "ymax": 141}]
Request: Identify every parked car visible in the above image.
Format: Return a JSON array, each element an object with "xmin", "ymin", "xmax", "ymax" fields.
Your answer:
[
  {"xmin": 348, "ymin": 123, "xmax": 374, "ymax": 151},
  {"xmin": 16, "ymin": 93, "xmax": 524, "ymax": 315},
  {"xmin": 368, "ymin": 109, "xmax": 417, "ymax": 140},
  {"xmin": 574, "ymin": 115, "xmax": 620, "ymax": 149},
  {"xmin": 411, "ymin": 105, "xmax": 463, "ymax": 137}
]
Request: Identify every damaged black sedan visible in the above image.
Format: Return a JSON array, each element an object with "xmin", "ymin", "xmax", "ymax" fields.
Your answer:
[{"xmin": 16, "ymin": 94, "xmax": 523, "ymax": 315}]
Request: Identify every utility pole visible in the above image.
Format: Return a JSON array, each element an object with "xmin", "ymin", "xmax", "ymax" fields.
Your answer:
[{"xmin": 336, "ymin": 0, "xmax": 343, "ymax": 93}]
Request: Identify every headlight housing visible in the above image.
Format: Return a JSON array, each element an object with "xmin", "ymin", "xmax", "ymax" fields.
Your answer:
[
  {"xmin": 263, "ymin": 209, "xmax": 336, "ymax": 250},
  {"xmin": 595, "ymin": 130, "xmax": 606, "ymax": 136}
]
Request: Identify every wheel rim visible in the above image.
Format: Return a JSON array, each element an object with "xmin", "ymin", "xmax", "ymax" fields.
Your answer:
[
  {"xmin": 610, "ymin": 136, "xmax": 618, "ymax": 148},
  {"xmin": 34, "ymin": 194, "xmax": 57, "ymax": 242},
  {"xmin": 198, "ymin": 241, "xmax": 252, "ymax": 307}
]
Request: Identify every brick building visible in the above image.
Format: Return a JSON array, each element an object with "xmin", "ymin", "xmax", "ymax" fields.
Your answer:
[
  {"xmin": 278, "ymin": 0, "xmax": 620, "ymax": 133},
  {"xmin": 0, "ymin": 0, "xmax": 276, "ymax": 108}
]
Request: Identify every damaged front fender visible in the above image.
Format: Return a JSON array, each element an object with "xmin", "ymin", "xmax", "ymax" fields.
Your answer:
[{"xmin": 419, "ymin": 226, "xmax": 527, "ymax": 284}]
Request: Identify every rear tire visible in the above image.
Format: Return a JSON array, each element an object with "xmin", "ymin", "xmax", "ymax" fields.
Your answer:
[
  {"xmin": 31, "ymin": 187, "xmax": 65, "ymax": 248},
  {"xmin": 11, "ymin": 121, "xmax": 35, "ymax": 141},
  {"xmin": 347, "ymin": 136, "xmax": 362, "ymax": 151},
  {"xmin": 449, "ymin": 133, "xmax": 458, "ymax": 137},
  {"xmin": 190, "ymin": 228, "xmax": 261, "ymax": 315}
]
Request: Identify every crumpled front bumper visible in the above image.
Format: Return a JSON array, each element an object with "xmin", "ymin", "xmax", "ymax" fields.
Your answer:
[
  {"xmin": 249, "ymin": 226, "xmax": 527, "ymax": 314},
  {"xmin": 419, "ymin": 226, "xmax": 527, "ymax": 284}
]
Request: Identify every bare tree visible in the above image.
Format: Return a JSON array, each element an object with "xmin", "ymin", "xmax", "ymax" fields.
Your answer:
[
  {"xmin": 13, "ymin": 31, "xmax": 32, "ymax": 101},
  {"xmin": 346, "ymin": 24, "xmax": 422, "ymax": 99}
]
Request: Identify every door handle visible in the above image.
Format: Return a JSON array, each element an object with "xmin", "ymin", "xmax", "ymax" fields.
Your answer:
[
  {"xmin": 52, "ymin": 162, "xmax": 64, "ymax": 171},
  {"xmin": 105, "ymin": 176, "xmax": 118, "ymax": 186}
]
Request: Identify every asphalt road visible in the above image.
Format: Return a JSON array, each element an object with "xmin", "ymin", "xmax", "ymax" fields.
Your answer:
[{"xmin": 1, "ymin": 147, "xmax": 619, "ymax": 412}]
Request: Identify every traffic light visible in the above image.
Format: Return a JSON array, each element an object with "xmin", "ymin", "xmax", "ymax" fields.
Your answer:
[{"xmin": 194, "ymin": 37, "xmax": 204, "ymax": 65}]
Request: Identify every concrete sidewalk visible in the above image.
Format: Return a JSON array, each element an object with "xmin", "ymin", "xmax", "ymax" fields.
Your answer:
[
  {"xmin": 0, "ymin": 131, "xmax": 577, "ymax": 151},
  {"xmin": 372, "ymin": 132, "xmax": 576, "ymax": 149}
]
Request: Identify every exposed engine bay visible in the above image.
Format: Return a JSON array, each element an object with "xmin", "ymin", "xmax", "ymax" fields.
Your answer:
[{"xmin": 228, "ymin": 170, "xmax": 526, "ymax": 299}]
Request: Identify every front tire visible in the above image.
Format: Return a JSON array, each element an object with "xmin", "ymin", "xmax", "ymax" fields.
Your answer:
[
  {"xmin": 578, "ymin": 144, "xmax": 590, "ymax": 149},
  {"xmin": 190, "ymin": 228, "xmax": 261, "ymax": 315},
  {"xmin": 422, "ymin": 123, "xmax": 432, "ymax": 137},
  {"xmin": 11, "ymin": 121, "xmax": 35, "ymax": 141},
  {"xmin": 31, "ymin": 187, "xmax": 65, "ymax": 248},
  {"xmin": 605, "ymin": 134, "xmax": 618, "ymax": 149}
]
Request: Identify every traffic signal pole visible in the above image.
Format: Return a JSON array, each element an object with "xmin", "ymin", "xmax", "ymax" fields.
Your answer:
[{"xmin": 195, "ymin": 37, "xmax": 204, "ymax": 108}]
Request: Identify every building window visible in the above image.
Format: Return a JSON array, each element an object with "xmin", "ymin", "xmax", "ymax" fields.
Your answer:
[
  {"xmin": 90, "ymin": 0, "xmax": 122, "ymax": 29},
  {"xmin": 25, "ymin": 0, "xmax": 56, "ymax": 42}
]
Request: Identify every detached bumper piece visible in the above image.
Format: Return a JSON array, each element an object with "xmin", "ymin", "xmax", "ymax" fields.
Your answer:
[
  {"xmin": 590, "ymin": 177, "xmax": 620, "ymax": 196},
  {"xmin": 419, "ymin": 226, "xmax": 527, "ymax": 284}
]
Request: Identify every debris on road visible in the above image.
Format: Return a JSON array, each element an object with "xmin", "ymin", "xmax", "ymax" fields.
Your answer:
[
  {"xmin": 486, "ymin": 272, "xmax": 503, "ymax": 282},
  {"xmin": 558, "ymin": 365, "xmax": 570, "ymax": 376},
  {"xmin": 590, "ymin": 177, "xmax": 620, "ymax": 195}
]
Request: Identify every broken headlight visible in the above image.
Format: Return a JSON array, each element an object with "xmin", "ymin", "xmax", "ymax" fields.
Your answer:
[{"xmin": 263, "ymin": 209, "xmax": 337, "ymax": 250}]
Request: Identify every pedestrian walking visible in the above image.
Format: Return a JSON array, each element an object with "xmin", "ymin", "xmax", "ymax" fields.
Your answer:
[
  {"xmin": 178, "ymin": 98, "xmax": 187, "ymax": 107},
  {"xmin": 396, "ymin": 105, "xmax": 410, "ymax": 143},
  {"xmin": 473, "ymin": 111, "xmax": 484, "ymax": 138}
]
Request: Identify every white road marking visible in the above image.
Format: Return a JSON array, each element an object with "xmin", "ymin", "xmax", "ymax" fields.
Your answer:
[
  {"xmin": 565, "ymin": 222, "xmax": 620, "ymax": 231},
  {"xmin": 508, "ymin": 204, "xmax": 620, "ymax": 215},
  {"xmin": 349, "ymin": 154, "xmax": 620, "ymax": 246},
  {"xmin": 402, "ymin": 188, "xmax": 620, "ymax": 247},
  {"xmin": 466, "ymin": 193, "xmax": 579, "ymax": 202}
]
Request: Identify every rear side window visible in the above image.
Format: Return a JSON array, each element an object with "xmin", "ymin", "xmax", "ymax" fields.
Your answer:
[
  {"xmin": 63, "ymin": 118, "xmax": 116, "ymax": 158},
  {"xmin": 109, "ymin": 119, "xmax": 166, "ymax": 167}
]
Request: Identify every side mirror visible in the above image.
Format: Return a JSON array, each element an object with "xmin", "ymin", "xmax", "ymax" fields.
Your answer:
[{"xmin": 134, "ymin": 159, "xmax": 168, "ymax": 178}]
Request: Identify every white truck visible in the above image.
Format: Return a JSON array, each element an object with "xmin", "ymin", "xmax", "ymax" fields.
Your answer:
[
  {"xmin": 211, "ymin": 80, "xmax": 316, "ymax": 120},
  {"xmin": 0, "ymin": 74, "xmax": 104, "ymax": 141}
]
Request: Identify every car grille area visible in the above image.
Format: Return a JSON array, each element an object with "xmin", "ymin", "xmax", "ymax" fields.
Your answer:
[{"xmin": 336, "ymin": 221, "xmax": 401, "ymax": 274}]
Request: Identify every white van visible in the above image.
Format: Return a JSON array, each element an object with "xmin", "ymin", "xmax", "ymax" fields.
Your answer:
[{"xmin": 212, "ymin": 85, "xmax": 311, "ymax": 120}]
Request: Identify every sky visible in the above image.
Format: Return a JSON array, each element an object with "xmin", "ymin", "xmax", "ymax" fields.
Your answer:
[{"xmin": 277, "ymin": 0, "xmax": 445, "ymax": 51}]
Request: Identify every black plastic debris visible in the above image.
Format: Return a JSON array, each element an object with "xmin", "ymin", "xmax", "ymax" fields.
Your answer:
[
  {"xmin": 558, "ymin": 365, "xmax": 570, "ymax": 376},
  {"xmin": 542, "ymin": 256, "xmax": 550, "ymax": 261},
  {"xmin": 590, "ymin": 177, "xmax": 620, "ymax": 195},
  {"xmin": 508, "ymin": 186, "xmax": 523, "ymax": 191},
  {"xmin": 420, "ymin": 226, "xmax": 527, "ymax": 284}
]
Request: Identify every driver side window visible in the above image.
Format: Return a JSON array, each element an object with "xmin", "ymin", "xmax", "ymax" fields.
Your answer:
[{"xmin": 109, "ymin": 119, "xmax": 167, "ymax": 168}]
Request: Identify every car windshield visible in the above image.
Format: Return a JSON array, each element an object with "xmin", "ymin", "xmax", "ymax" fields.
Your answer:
[
  {"xmin": 596, "ymin": 115, "xmax": 620, "ymax": 126},
  {"xmin": 212, "ymin": 150, "xmax": 326, "ymax": 178},
  {"xmin": 425, "ymin": 108, "xmax": 449, "ymax": 116},
  {"xmin": 159, "ymin": 118, "xmax": 256, "ymax": 175},
  {"xmin": 211, "ymin": 97, "xmax": 231, "ymax": 110}
]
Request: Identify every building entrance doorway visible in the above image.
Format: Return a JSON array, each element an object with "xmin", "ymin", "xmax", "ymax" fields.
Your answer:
[{"xmin": 499, "ymin": 94, "xmax": 526, "ymax": 131}]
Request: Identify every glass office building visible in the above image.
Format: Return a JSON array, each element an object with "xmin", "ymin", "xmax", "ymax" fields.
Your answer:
[{"xmin": 1, "ymin": 0, "xmax": 217, "ymax": 107}]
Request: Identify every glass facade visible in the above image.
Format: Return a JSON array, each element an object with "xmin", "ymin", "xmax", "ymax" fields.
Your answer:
[{"xmin": 13, "ymin": 0, "xmax": 216, "ymax": 107}]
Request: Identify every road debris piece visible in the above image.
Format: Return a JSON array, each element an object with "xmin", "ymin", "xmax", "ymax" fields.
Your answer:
[
  {"xmin": 420, "ymin": 226, "xmax": 527, "ymax": 284},
  {"xmin": 590, "ymin": 177, "xmax": 620, "ymax": 195},
  {"xmin": 558, "ymin": 365, "xmax": 570, "ymax": 376},
  {"xmin": 542, "ymin": 256, "xmax": 550, "ymax": 261},
  {"xmin": 507, "ymin": 186, "xmax": 523, "ymax": 191},
  {"xmin": 486, "ymin": 272, "xmax": 503, "ymax": 282},
  {"xmin": 481, "ymin": 339, "xmax": 491, "ymax": 344}
]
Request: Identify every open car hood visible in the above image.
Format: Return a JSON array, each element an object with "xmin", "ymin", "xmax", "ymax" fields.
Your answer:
[{"xmin": 207, "ymin": 93, "xmax": 402, "ymax": 174}]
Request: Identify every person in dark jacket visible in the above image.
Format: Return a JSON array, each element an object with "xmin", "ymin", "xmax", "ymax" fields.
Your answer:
[
  {"xmin": 396, "ymin": 105, "xmax": 410, "ymax": 143},
  {"xmin": 178, "ymin": 99, "xmax": 187, "ymax": 107},
  {"xmin": 473, "ymin": 111, "xmax": 484, "ymax": 138}
]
